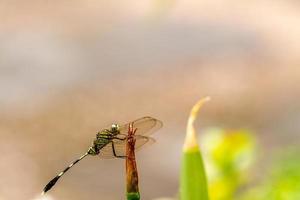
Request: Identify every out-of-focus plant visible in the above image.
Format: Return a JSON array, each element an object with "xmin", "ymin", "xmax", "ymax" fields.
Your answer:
[
  {"xmin": 152, "ymin": 98, "xmax": 299, "ymax": 200},
  {"xmin": 239, "ymin": 148, "xmax": 300, "ymax": 200},
  {"xmin": 201, "ymin": 128, "xmax": 256, "ymax": 200},
  {"xmin": 180, "ymin": 97, "xmax": 210, "ymax": 200}
]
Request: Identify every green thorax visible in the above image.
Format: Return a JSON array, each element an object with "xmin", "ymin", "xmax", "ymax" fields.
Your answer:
[{"xmin": 88, "ymin": 125, "xmax": 120, "ymax": 156}]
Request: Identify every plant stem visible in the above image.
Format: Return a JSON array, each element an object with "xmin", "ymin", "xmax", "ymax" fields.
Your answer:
[{"xmin": 126, "ymin": 123, "xmax": 140, "ymax": 200}]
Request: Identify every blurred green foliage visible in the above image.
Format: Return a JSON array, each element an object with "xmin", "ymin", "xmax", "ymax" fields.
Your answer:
[
  {"xmin": 201, "ymin": 128, "xmax": 256, "ymax": 200},
  {"xmin": 199, "ymin": 128, "xmax": 300, "ymax": 200},
  {"xmin": 239, "ymin": 148, "xmax": 300, "ymax": 200},
  {"xmin": 159, "ymin": 98, "xmax": 299, "ymax": 200}
]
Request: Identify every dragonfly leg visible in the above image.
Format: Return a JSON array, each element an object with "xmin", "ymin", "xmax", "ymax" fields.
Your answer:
[
  {"xmin": 111, "ymin": 142, "xmax": 126, "ymax": 159},
  {"xmin": 112, "ymin": 137, "xmax": 126, "ymax": 141}
]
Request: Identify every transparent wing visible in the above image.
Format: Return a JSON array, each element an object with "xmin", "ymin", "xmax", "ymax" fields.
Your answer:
[
  {"xmin": 118, "ymin": 116, "xmax": 163, "ymax": 137},
  {"xmin": 98, "ymin": 135, "xmax": 156, "ymax": 159},
  {"xmin": 97, "ymin": 116, "xmax": 162, "ymax": 159}
]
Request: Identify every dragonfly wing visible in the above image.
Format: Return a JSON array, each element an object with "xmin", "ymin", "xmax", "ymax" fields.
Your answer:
[
  {"xmin": 98, "ymin": 135, "xmax": 155, "ymax": 159},
  {"xmin": 134, "ymin": 136, "xmax": 156, "ymax": 150},
  {"xmin": 97, "ymin": 142, "xmax": 115, "ymax": 159},
  {"xmin": 118, "ymin": 116, "xmax": 163, "ymax": 137}
]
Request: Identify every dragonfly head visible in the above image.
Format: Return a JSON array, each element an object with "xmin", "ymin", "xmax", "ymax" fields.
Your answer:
[{"xmin": 111, "ymin": 123, "xmax": 120, "ymax": 133}]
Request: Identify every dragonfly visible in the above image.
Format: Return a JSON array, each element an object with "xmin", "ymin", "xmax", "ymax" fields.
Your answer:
[{"xmin": 42, "ymin": 116, "xmax": 162, "ymax": 194}]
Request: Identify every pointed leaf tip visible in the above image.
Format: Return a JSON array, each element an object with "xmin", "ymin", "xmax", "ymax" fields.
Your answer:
[
  {"xmin": 183, "ymin": 97, "xmax": 210, "ymax": 152},
  {"xmin": 180, "ymin": 97, "xmax": 210, "ymax": 200}
]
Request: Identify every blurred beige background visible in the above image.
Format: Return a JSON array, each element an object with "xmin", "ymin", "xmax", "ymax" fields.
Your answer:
[{"xmin": 1, "ymin": 1, "xmax": 300, "ymax": 199}]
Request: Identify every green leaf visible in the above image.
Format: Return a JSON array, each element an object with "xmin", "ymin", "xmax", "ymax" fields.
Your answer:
[
  {"xmin": 181, "ymin": 148, "xmax": 209, "ymax": 200},
  {"xmin": 180, "ymin": 97, "xmax": 210, "ymax": 200}
]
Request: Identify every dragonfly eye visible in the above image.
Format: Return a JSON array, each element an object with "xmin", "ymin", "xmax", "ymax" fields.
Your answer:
[{"xmin": 111, "ymin": 123, "xmax": 119, "ymax": 132}]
